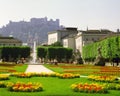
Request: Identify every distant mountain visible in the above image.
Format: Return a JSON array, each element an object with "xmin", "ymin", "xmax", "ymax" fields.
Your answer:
[{"xmin": 0, "ymin": 17, "xmax": 63, "ymax": 46}]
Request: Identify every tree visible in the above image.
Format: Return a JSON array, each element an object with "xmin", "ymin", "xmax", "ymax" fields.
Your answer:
[{"xmin": 51, "ymin": 41, "xmax": 63, "ymax": 47}]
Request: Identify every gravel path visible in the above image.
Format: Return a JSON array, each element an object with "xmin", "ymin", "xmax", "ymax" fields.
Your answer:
[{"xmin": 25, "ymin": 65, "xmax": 53, "ymax": 73}]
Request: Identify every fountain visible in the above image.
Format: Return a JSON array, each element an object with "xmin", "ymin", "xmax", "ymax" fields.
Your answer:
[{"xmin": 31, "ymin": 41, "xmax": 37, "ymax": 64}]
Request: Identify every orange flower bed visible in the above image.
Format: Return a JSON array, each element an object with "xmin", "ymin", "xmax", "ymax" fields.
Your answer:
[
  {"xmin": 17, "ymin": 73, "xmax": 32, "ymax": 78},
  {"xmin": 60, "ymin": 65, "xmax": 85, "ymax": 69},
  {"xmin": 50, "ymin": 65, "xmax": 120, "ymax": 76},
  {"xmin": 11, "ymin": 72, "xmax": 80, "ymax": 79},
  {"xmin": 58, "ymin": 73, "xmax": 80, "ymax": 79},
  {"xmin": 71, "ymin": 83, "xmax": 108, "ymax": 93},
  {"xmin": 8, "ymin": 82, "xmax": 43, "ymax": 92},
  {"xmin": 88, "ymin": 75, "xmax": 119, "ymax": 83}
]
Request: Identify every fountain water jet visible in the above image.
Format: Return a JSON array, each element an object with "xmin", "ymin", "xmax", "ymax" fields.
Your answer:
[{"xmin": 31, "ymin": 41, "xmax": 37, "ymax": 64}]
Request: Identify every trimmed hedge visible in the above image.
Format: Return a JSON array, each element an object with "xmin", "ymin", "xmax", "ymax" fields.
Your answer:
[
  {"xmin": 37, "ymin": 47, "xmax": 47, "ymax": 59},
  {"xmin": 37, "ymin": 47, "xmax": 73, "ymax": 62},
  {"xmin": 82, "ymin": 36, "xmax": 120, "ymax": 61},
  {"xmin": 0, "ymin": 46, "xmax": 30, "ymax": 61}
]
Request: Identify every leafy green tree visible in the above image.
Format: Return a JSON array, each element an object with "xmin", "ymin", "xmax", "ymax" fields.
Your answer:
[
  {"xmin": 82, "ymin": 36, "xmax": 120, "ymax": 63},
  {"xmin": 51, "ymin": 41, "xmax": 63, "ymax": 47}
]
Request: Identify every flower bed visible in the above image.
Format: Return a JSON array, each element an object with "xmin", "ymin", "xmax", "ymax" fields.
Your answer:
[
  {"xmin": 11, "ymin": 72, "xmax": 22, "ymax": 76},
  {"xmin": 49, "ymin": 65, "xmax": 120, "ymax": 76},
  {"xmin": 0, "ymin": 81, "xmax": 6, "ymax": 88},
  {"xmin": 17, "ymin": 73, "xmax": 32, "ymax": 78},
  {"xmin": 58, "ymin": 73, "xmax": 80, "ymax": 79},
  {"xmin": 93, "ymin": 71, "xmax": 120, "ymax": 76},
  {"xmin": 104, "ymin": 83, "xmax": 120, "ymax": 90},
  {"xmin": 11, "ymin": 72, "xmax": 32, "ymax": 78},
  {"xmin": 11, "ymin": 72, "xmax": 58, "ymax": 78},
  {"xmin": 0, "ymin": 74, "xmax": 9, "ymax": 80},
  {"xmin": 7, "ymin": 82, "xmax": 43, "ymax": 92},
  {"xmin": 10, "ymin": 72, "xmax": 80, "ymax": 79},
  {"xmin": 60, "ymin": 65, "xmax": 85, "ymax": 69},
  {"xmin": 33, "ymin": 72, "xmax": 58, "ymax": 77},
  {"xmin": 71, "ymin": 83, "xmax": 108, "ymax": 93},
  {"xmin": 88, "ymin": 75, "xmax": 119, "ymax": 83}
]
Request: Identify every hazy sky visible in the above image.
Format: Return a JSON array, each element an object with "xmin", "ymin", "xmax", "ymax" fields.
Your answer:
[{"xmin": 0, "ymin": 0, "xmax": 120, "ymax": 31}]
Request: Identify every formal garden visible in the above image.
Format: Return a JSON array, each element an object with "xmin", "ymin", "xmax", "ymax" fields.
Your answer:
[
  {"xmin": 0, "ymin": 63, "xmax": 120, "ymax": 96},
  {"xmin": 0, "ymin": 36, "xmax": 120, "ymax": 96}
]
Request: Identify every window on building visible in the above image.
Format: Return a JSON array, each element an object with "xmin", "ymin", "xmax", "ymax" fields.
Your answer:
[{"xmin": 63, "ymin": 41, "xmax": 68, "ymax": 47}]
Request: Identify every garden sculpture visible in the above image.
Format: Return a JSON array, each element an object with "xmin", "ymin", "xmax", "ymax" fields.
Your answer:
[{"xmin": 94, "ymin": 46, "xmax": 105, "ymax": 66}]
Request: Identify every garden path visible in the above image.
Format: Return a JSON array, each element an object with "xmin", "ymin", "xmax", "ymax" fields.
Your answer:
[{"xmin": 25, "ymin": 65, "xmax": 53, "ymax": 73}]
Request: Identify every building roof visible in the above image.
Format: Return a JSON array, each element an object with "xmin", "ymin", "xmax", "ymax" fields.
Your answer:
[
  {"xmin": 63, "ymin": 27, "xmax": 77, "ymax": 31},
  {"xmin": 84, "ymin": 30, "xmax": 112, "ymax": 34},
  {"xmin": 0, "ymin": 36, "xmax": 22, "ymax": 43},
  {"xmin": 100, "ymin": 32, "xmax": 120, "ymax": 41},
  {"xmin": 48, "ymin": 27, "xmax": 78, "ymax": 34},
  {"xmin": 62, "ymin": 34, "xmax": 76, "ymax": 39},
  {"xmin": 76, "ymin": 29, "xmax": 113, "ymax": 35}
]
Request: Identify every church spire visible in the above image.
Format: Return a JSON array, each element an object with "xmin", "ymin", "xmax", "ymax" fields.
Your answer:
[{"xmin": 86, "ymin": 26, "xmax": 88, "ymax": 31}]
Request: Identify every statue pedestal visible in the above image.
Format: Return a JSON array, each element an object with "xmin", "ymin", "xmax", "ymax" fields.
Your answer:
[{"xmin": 94, "ymin": 55, "xmax": 105, "ymax": 66}]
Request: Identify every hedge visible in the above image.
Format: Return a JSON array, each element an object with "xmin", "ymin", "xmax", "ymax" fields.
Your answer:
[
  {"xmin": 82, "ymin": 36, "xmax": 120, "ymax": 61},
  {"xmin": 37, "ymin": 47, "xmax": 47, "ymax": 59},
  {"xmin": 37, "ymin": 47, "xmax": 73, "ymax": 62},
  {"xmin": 0, "ymin": 46, "xmax": 30, "ymax": 61}
]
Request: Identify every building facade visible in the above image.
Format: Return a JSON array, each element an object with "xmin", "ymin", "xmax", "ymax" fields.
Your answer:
[
  {"xmin": 48, "ymin": 28, "xmax": 118, "ymax": 55},
  {"xmin": 62, "ymin": 34, "xmax": 76, "ymax": 51},
  {"xmin": 0, "ymin": 36, "xmax": 22, "ymax": 46},
  {"xmin": 75, "ymin": 30, "xmax": 112, "ymax": 53},
  {"xmin": 48, "ymin": 27, "xmax": 78, "ymax": 45}
]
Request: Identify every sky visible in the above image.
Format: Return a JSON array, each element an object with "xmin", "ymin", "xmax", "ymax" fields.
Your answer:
[{"xmin": 0, "ymin": 0, "xmax": 120, "ymax": 31}]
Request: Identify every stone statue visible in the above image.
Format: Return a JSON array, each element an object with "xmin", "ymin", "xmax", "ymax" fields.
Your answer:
[
  {"xmin": 73, "ymin": 49, "xmax": 83, "ymax": 64},
  {"xmin": 94, "ymin": 46, "xmax": 105, "ymax": 66}
]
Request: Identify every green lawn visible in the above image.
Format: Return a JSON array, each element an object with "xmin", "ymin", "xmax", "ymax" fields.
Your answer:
[
  {"xmin": 44, "ymin": 64, "xmax": 120, "ymax": 76},
  {"xmin": 14, "ymin": 64, "xmax": 28, "ymax": 72},
  {"xmin": 0, "ymin": 76, "xmax": 120, "ymax": 96},
  {"xmin": 0, "ymin": 63, "xmax": 28, "ymax": 73},
  {"xmin": 0, "ymin": 63, "xmax": 120, "ymax": 96},
  {"xmin": 44, "ymin": 64, "xmax": 101, "ymax": 74}
]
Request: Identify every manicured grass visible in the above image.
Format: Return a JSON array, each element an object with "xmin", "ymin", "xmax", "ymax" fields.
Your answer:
[
  {"xmin": 44, "ymin": 64, "xmax": 67, "ymax": 73},
  {"xmin": 0, "ymin": 76, "xmax": 120, "ymax": 96},
  {"xmin": 0, "ymin": 63, "xmax": 28, "ymax": 73},
  {"xmin": 0, "ymin": 63, "xmax": 120, "ymax": 95},
  {"xmin": 44, "ymin": 64, "xmax": 120, "ymax": 76},
  {"xmin": 14, "ymin": 64, "xmax": 28, "ymax": 72}
]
